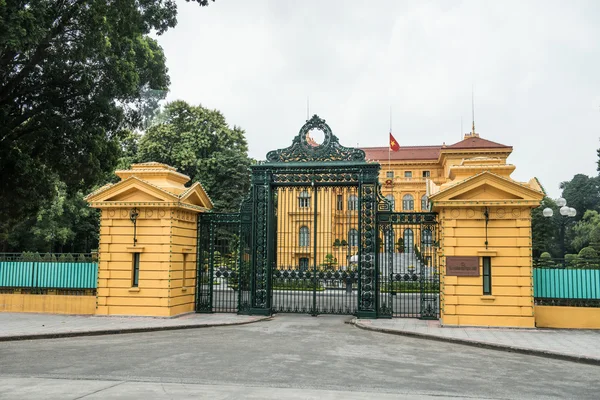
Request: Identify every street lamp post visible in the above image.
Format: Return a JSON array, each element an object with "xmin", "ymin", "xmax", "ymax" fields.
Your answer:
[{"xmin": 543, "ymin": 197, "xmax": 576, "ymax": 261}]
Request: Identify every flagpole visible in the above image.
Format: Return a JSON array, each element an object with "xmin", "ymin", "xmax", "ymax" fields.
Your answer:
[{"xmin": 389, "ymin": 106, "xmax": 393, "ymax": 209}]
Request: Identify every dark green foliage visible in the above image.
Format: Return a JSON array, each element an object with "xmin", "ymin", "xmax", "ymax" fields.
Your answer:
[
  {"xmin": 21, "ymin": 251, "xmax": 41, "ymax": 262},
  {"xmin": 578, "ymin": 246, "xmax": 598, "ymax": 259},
  {"xmin": 538, "ymin": 252, "xmax": 554, "ymax": 268},
  {"xmin": 137, "ymin": 101, "xmax": 252, "ymax": 211},
  {"xmin": 531, "ymin": 197, "xmax": 560, "ymax": 257},
  {"xmin": 571, "ymin": 210, "xmax": 600, "ymax": 253},
  {"xmin": 320, "ymin": 254, "xmax": 337, "ymax": 271},
  {"xmin": 0, "ymin": 1, "xmax": 213, "ymax": 251},
  {"xmin": 564, "ymin": 253, "xmax": 578, "ymax": 269},
  {"xmin": 560, "ymin": 174, "xmax": 600, "ymax": 222}
]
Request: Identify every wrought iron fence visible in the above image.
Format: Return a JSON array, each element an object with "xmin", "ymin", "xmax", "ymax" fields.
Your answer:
[
  {"xmin": 533, "ymin": 257, "xmax": 600, "ymax": 307},
  {"xmin": 0, "ymin": 252, "xmax": 98, "ymax": 290}
]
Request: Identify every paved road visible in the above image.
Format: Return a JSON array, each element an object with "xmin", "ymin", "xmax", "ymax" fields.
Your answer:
[
  {"xmin": 0, "ymin": 315, "xmax": 599, "ymax": 399},
  {"xmin": 213, "ymin": 289, "xmax": 438, "ymax": 316}
]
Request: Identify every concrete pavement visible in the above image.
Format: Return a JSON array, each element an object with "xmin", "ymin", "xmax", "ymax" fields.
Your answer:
[
  {"xmin": 1, "ymin": 315, "xmax": 599, "ymax": 399},
  {"xmin": 353, "ymin": 318, "xmax": 600, "ymax": 365},
  {"xmin": 0, "ymin": 312, "xmax": 270, "ymax": 341}
]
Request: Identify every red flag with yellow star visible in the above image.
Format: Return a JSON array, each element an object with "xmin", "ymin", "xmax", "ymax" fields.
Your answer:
[{"xmin": 389, "ymin": 132, "xmax": 400, "ymax": 152}]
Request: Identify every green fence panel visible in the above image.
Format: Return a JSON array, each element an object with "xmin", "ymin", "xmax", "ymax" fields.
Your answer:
[
  {"xmin": 0, "ymin": 261, "xmax": 34, "ymax": 287},
  {"xmin": 534, "ymin": 269, "xmax": 600, "ymax": 299},
  {"xmin": 0, "ymin": 261, "xmax": 98, "ymax": 289}
]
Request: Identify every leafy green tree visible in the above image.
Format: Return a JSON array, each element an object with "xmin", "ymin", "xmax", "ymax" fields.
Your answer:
[
  {"xmin": 571, "ymin": 210, "xmax": 600, "ymax": 253},
  {"xmin": 321, "ymin": 254, "xmax": 338, "ymax": 271},
  {"xmin": 0, "ymin": 0, "xmax": 213, "ymax": 250},
  {"xmin": 560, "ymin": 174, "xmax": 600, "ymax": 221},
  {"xmin": 138, "ymin": 101, "xmax": 252, "ymax": 211},
  {"xmin": 531, "ymin": 197, "xmax": 560, "ymax": 257}
]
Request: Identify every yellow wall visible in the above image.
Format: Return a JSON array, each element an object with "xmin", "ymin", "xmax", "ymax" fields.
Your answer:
[
  {"xmin": 87, "ymin": 162, "xmax": 210, "ymax": 317},
  {"xmin": 0, "ymin": 294, "xmax": 96, "ymax": 315},
  {"xmin": 275, "ymin": 187, "xmax": 358, "ymax": 269},
  {"xmin": 96, "ymin": 207, "xmax": 199, "ymax": 317},
  {"xmin": 439, "ymin": 205, "xmax": 535, "ymax": 327},
  {"xmin": 535, "ymin": 306, "xmax": 600, "ymax": 329}
]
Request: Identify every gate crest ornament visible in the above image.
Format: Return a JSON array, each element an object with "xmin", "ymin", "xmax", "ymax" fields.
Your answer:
[{"xmin": 265, "ymin": 115, "xmax": 366, "ymax": 163}]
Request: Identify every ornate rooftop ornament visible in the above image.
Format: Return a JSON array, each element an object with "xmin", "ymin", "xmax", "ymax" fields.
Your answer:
[{"xmin": 265, "ymin": 115, "xmax": 366, "ymax": 163}]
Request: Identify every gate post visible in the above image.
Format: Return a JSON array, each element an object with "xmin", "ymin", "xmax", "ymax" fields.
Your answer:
[
  {"xmin": 248, "ymin": 169, "xmax": 273, "ymax": 316},
  {"xmin": 357, "ymin": 169, "xmax": 380, "ymax": 319}
]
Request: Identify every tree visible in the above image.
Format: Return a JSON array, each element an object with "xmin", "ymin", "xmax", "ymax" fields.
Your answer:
[
  {"xmin": 559, "ymin": 174, "xmax": 600, "ymax": 221},
  {"xmin": 571, "ymin": 210, "xmax": 600, "ymax": 253},
  {"xmin": 531, "ymin": 197, "xmax": 560, "ymax": 258},
  {"xmin": 0, "ymin": 0, "xmax": 213, "ymax": 249},
  {"xmin": 138, "ymin": 101, "xmax": 252, "ymax": 211}
]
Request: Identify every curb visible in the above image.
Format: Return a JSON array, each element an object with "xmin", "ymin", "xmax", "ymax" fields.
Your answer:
[
  {"xmin": 351, "ymin": 319, "xmax": 600, "ymax": 366},
  {"xmin": 0, "ymin": 316, "xmax": 272, "ymax": 342}
]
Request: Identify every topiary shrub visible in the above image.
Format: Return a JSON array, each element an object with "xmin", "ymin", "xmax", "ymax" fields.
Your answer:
[
  {"xmin": 64, "ymin": 253, "xmax": 75, "ymax": 262},
  {"xmin": 564, "ymin": 253, "xmax": 578, "ymax": 269},
  {"xmin": 578, "ymin": 246, "xmax": 598, "ymax": 259},
  {"xmin": 539, "ymin": 252, "xmax": 554, "ymax": 268},
  {"xmin": 77, "ymin": 253, "xmax": 88, "ymax": 262},
  {"xmin": 578, "ymin": 247, "xmax": 599, "ymax": 269}
]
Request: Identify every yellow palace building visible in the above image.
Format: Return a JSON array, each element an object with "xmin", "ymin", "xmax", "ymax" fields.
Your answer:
[{"xmin": 275, "ymin": 131, "xmax": 513, "ymax": 271}]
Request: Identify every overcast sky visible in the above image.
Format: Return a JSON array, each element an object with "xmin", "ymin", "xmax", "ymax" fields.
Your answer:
[{"xmin": 156, "ymin": 0, "xmax": 600, "ymax": 198}]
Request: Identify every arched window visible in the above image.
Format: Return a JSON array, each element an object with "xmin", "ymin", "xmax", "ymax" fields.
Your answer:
[
  {"xmin": 348, "ymin": 195, "xmax": 358, "ymax": 211},
  {"xmin": 385, "ymin": 194, "xmax": 395, "ymax": 211},
  {"xmin": 299, "ymin": 190, "xmax": 310, "ymax": 208},
  {"xmin": 404, "ymin": 228, "xmax": 414, "ymax": 251},
  {"xmin": 384, "ymin": 228, "xmax": 395, "ymax": 252},
  {"xmin": 348, "ymin": 229, "xmax": 359, "ymax": 247},
  {"xmin": 422, "ymin": 228, "xmax": 433, "ymax": 246},
  {"xmin": 421, "ymin": 194, "xmax": 429, "ymax": 211},
  {"xmin": 299, "ymin": 226, "xmax": 310, "ymax": 247},
  {"xmin": 402, "ymin": 194, "xmax": 414, "ymax": 211}
]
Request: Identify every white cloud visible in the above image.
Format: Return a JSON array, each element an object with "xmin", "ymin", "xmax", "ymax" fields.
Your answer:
[{"xmin": 157, "ymin": 0, "xmax": 600, "ymax": 197}]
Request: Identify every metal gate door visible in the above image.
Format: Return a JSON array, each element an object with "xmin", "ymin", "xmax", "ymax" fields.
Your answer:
[
  {"xmin": 377, "ymin": 212, "xmax": 440, "ymax": 319},
  {"xmin": 271, "ymin": 185, "xmax": 359, "ymax": 315},
  {"xmin": 196, "ymin": 213, "xmax": 251, "ymax": 313}
]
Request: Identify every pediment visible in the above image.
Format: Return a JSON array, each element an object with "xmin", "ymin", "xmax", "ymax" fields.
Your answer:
[
  {"xmin": 179, "ymin": 182, "xmax": 213, "ymax": 208},
  {"xmin": 430, "ymin": 171, "xmax": 544, "ymax": 203},
  {"xmin": 86, "ymin": 177, "xmax": 179, "ymax": 203},
  {"xmin": 449, "ymin": 183, "xmax": 521, "ymax": 200}
]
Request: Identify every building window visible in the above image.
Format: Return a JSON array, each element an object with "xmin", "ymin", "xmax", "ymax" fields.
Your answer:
[
  {"xmin": 299, "ymin": 226, "xmax": 310, "ymax": 247},
  {"xmin": 386, "ymin": 171, "xmax": 394, "ymax": 178},
  {"xmin": 404, "ymin": 171, "xmax": 412, "ymax": 178},
  {"xmin": 299, "ymin": 257, "xmax": 309, "ymax": 272},
  {"xmin": 348, "ymin": 195, "xmax": 358, "ymax": 211},
  {"xmin": 421, "ymin": 194, "xmax": 429, "ymax": 211},
  {"xmin": 403, "ymin": 228, "xmax": 414, "ymax": 251},
  {"xmin": 385, "ymin": 194, "xmax": 395, "ymax": 210},
  {"xmin": 422, "ymin": 170, "xmax": 430, "ymax": 178},
  {"xmin": 422, "ymin": 228, "xmax": 433, "ymax": 246},
  {"xmin": 132, "ymin": 253, "xmax": 140, "ymax": 287},
  {"xmin": 384, "ymin": 228, "xmax": 395, "ymax": 252},
  {"xmin": 299, "ymin": 190, "xmax": 310, "ymax": 208},
  {"xmin": 402, "ymin": 194, "xmax": 414, "ymax": 211},
  {"xmin": 337, "ymin": 194, "xmax": 343, "ymax": 211},
  {"xmin": 348, "ymin": 229, "xmax": 359, "ymax": 247},
  {"xmin": 483, "ymin": 257, "xmax": 492, "ymax": 295}
]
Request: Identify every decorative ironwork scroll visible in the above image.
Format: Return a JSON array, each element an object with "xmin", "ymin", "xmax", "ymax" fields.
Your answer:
[{"xmin": 265, "ymin": 115, "xmax": 366, "ymax": 163}]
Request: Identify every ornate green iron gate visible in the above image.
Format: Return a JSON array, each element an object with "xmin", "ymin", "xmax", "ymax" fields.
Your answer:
[
  {"xmin": 196, "ymin": 115, "xmax": 439, "ymax": 319},
  {"xmin": 376, "ymin": 212, "xmax": 440, "ymax": 319},
  {"xmin": 270, "ymin": 185, "xmax": 360, "ymax": 315},
  {"xmin": 196, "ymin": 200, "xmax": 252, "ymax": 313}
]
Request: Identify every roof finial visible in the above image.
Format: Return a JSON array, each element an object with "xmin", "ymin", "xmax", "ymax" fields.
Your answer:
[
  {"xmin": 471, "ymin": 84, "xmax": 475, "ymax": 135},
  {"xmin": 465, "ymin": 85, "xmax": 479, "ymax": 139}
]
